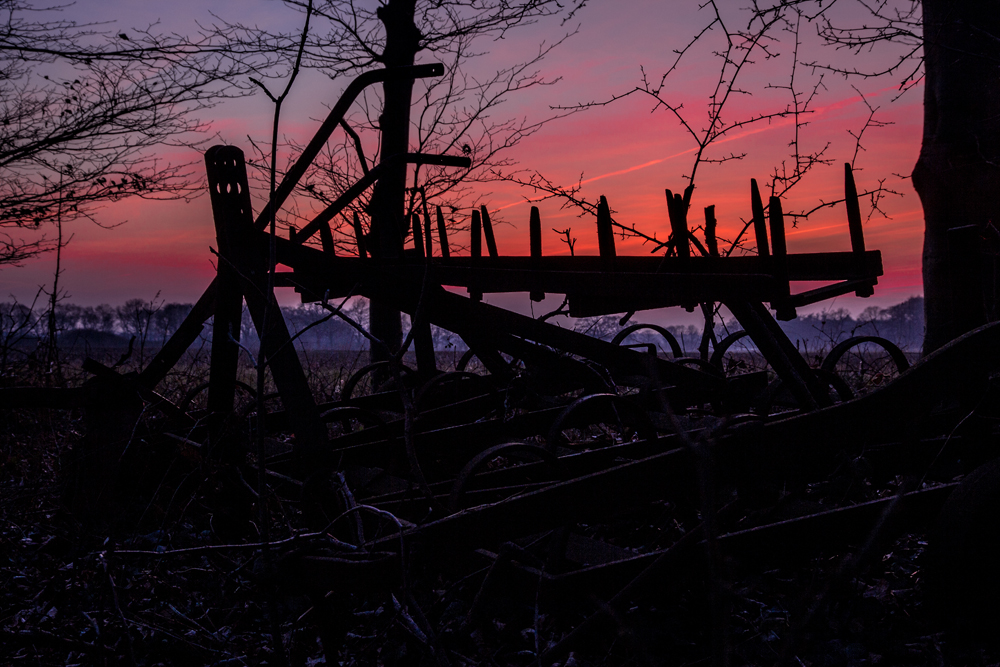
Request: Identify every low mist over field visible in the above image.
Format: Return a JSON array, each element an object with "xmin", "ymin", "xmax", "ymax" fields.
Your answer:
[{"xmin": 3, "ymin": 294, "xmax": 924, "ymax": 358}]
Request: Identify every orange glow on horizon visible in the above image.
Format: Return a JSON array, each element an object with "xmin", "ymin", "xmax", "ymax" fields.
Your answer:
[{"xmin": 3, "ymin": 1, "xmax": 928, "ymax": 318}]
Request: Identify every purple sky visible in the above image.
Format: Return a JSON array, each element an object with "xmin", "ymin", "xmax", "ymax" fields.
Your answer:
[{"xmin": 3, "ymin": 0, "xmax": 925, "ymax": 320}]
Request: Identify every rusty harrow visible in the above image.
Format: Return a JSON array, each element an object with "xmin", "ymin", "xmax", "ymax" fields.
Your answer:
[{"xmin": 7, "ymin": 64, "xmax": 1000, "ymax": 663}]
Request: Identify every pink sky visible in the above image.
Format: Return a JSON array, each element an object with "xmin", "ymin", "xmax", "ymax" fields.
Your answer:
[{"xmin": 3, "ymin": 1, "xmax": 926, "ymax": 320}]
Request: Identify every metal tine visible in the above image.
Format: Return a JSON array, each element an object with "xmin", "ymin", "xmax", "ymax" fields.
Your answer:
[
  {"xmin": 319, "ymin": 221, "xmax": 335, "ymax": 255},
  {"xmin": 424, "ymin": 213, "xmax": 434, "ymax": 258},
  {"xmin": 420, "ymin": 194, "xmax": 434, "ymax": 258},
  {"xmin": 665, "ymin": 189, "xmax": 689, "ymax": 259},
  {"xmin": 750, "ymin": 178, "xmax": 769, "ymax": 258},
  {"xmin": 352, "ymin": 212, "xmax": 367, "ymax": 260},
  {"xmin": 530, "ymin": 206, "xmax": 544, "ymax": 302},
  {"xmin": 844, "ymin": 163, "xmax": 866, "ymax": 255},
  {"xmin": 424, "ymin": 207, "xmax": 434, "ymax": 259},
  {"xmin": 704, "ymin": 205, "xmax": 719, "ymax": 257},
  {"xmin": 411, "ymin": 213, "xmax": 425, "ymax": 259},
  {"xmin": 480, "ymin": 205, "xmax": 499, "ymax": 258},
  {"xmin": 844, "ymin": 163, "xmax": 874, "ymax": 297},
  {"xmin": 768, "ymin": 196, "xmax": 795, "ymax": 320},
  {"xmin": 471, "ymin": 209, "xmax": 482, "ymax": 259},
  {"xmin": 470, "ymin": 209, "xmax": 483, "ymax": 301},
  {"xmin": 436, "ymin": 206, "xmax": 451, "ymax": 259},
  {"xmin": 596, "ymin": 195, "xmax": 616, "ymax": 269}
]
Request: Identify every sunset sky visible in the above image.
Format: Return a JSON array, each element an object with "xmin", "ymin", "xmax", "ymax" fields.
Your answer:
[{"xmin": 3, "ymin": 0, "xmax": 926, "ymax": 322}]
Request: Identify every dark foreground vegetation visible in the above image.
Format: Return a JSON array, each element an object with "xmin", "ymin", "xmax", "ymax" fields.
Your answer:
[{"xmin": 3, "ymin": 295, "xmax": 1000, "ymax": 667}]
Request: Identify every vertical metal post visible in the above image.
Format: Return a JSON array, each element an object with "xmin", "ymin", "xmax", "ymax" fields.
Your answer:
[
  {"xmin": 205, "ymin": 146, "xmax": 250, "ymax": 454},
  {"xmin": 480, "ymin": 206, "xmax": 499, "ymax": 258},
  {"xmin": 424, "ymin": 214, "xmax": 434, "ymax": 258},
  {"xmin": 530, "ymin": 206, "xmax": 544, "ymax": 302},
  {"xmin": 353, "ymin": 212, "xmax": 367, "ymax": 260},
  {"xmin": 435, "ymin": 206, "xmax": 451, "ymax": 260},
  {"xmin": 471, "ymin": 209, "xmax": 482, "ymax": 259},
  {"xmin": 665, "ymin": 189, "xmax": 689, "ymax": 259},
  {"xmin": 750, "ymin": 179, "xmax": 769, "ymax": 258},
  {"xmin": 704, "ymin": 205, "xmax": 719, "ymax": 257},
  {"xmin": 420, "ymin": 194, "xmax": 434, "ymax": 258},
  {"xmin": 205, "ymin": 145, "xmax": 328, "ymax": 456},
  {"xmin": 768, "ymin": 196, "xmax": 795, "ymax": 320},
  {"xmin": 411, "ymin": 213, "xmax": 425, "ymax": 259},
  {"xmin": 844, "ymin": 163, "xmax": 874, "ymax": 297},
  {"xmin": 470, "ymin": 209, "xmax": 483, "ymax": 301},
  {"xmin": 596, "ymin": 195, "xmax": 617, "ymax": 270},
  {"xmin": 319, "ymin": 221, "xmax": 335, "ymax": 255}
]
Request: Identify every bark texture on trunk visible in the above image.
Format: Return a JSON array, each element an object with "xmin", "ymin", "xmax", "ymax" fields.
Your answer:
[
  {"xmin": 914, "ymin": 0, "xmax": 1000, "ymax": 353},
  {"xmin": 367, "ymin": 0, "xmax": 420, "ymax": 361}
]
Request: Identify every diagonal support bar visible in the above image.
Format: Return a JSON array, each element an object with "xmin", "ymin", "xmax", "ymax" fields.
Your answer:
[
  {"xmin": 253, "ymin": 64, "xmax": 446, "ymax": 232},
  {"xmin": 138, "ymin": 280, "xmax": 217, "ymax": 389},
  {"xmin": 724, "ymin": 298, "xmax": 832, "ymax": 410},
  {"xmin": 137, "ymin": 67, "xmax": 450, "ymax": 392},
  {"xmin": 205, "ymin": 146, "xmax": 327, "ymax": 453}
]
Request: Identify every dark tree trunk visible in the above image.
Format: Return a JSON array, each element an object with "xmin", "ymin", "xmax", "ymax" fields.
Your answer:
[
  {"xmin": 914, "ymin": 0, "xmax": 1000, "ymax": 353},
  {"xmin": 367, "ymin": 0, "xmax": 420, "ymax": 362}
]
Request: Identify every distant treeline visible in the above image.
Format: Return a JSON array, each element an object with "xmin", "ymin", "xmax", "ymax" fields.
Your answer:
[
  {"xmin": 776, "ymin": 296, "xmax": 924, "ymax": 353},
  {"xmin": 0, "ymin": 298, "xmax": 368, "ymax": 352},
  {"xmin": 1, "ymin": 295, "xmax": 924, "ymax": 354},
  {"xmin": 572, "ymin": 296, "xmax": 925, "ymax": 354}
]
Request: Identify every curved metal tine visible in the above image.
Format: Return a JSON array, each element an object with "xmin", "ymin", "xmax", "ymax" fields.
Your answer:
[
  {"xmin": 341, "ymin": 361, "xmax": 415, "ymax": 402},
  {"xmin": 709, "ymin": 330, "xmax": 751, "ymax": 372},
  {"xmin": 449, "ymin": 442, "xmax": 558, "ymax": 512},
  {"xmin": 413, "ymin": 371, "xmax": 493, "ymax": 412},
  {"xmin": 611, "ymin": 323, "xmax": 684, "ymax": 358},
  {"xmin": 821, "ymin": 335, "xmax": 910, "ymax": 376}
]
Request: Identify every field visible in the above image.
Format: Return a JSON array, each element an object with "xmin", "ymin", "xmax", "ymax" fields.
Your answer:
[{"xmin": 3, "ymin": 334, "xmax": 999, "ymax": 666}]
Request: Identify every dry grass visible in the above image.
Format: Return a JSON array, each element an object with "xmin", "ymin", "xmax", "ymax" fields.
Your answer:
[{"xmin": 2, "ymin": 340, "xmax": 998, "ymax": 666}]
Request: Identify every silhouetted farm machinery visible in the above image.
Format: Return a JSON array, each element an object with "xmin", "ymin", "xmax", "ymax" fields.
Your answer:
[{"xmin": 7, "ymin": 65, "xmax": 1000, "ymax": 659}]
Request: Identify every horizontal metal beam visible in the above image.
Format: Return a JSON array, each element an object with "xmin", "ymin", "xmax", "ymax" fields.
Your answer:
[
  {"xmin": 267, "ymin": 236, "xmax": 727, "ymax": 398},
  {"xmin": 429, "ymin": 251, "xmax": 882, "ymax": 282},
  {"xmin": 273, "ymin": 235, "xmax": 881, "ymax": 316}
]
